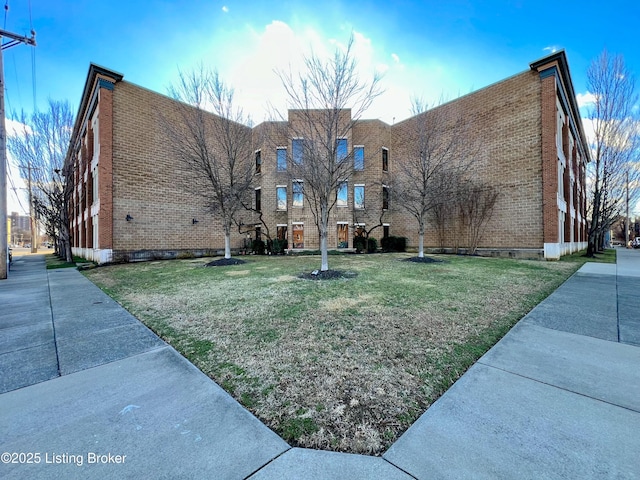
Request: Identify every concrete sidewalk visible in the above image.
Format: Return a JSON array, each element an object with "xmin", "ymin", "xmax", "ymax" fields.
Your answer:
[{"xmin": 1, "ymin": 251, "xmax": 639, "ymax": 479}]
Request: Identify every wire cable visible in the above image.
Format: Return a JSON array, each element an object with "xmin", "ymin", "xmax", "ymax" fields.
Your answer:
[
  {"xmin": 7, "ymin": 162, "xmax": 28, "ymax": 213},
  {"xmin": 28, "ymin": 0, "xmax": 36, "ymax": 109},
  {"xmin": 30, "ymin": 40, "xmax": 36, "ymax": 109}
]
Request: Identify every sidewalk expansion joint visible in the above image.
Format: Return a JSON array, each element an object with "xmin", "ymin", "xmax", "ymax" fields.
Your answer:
[
  {"xmin": 476, "ymin": 361, "xmax": 640, "ymax": 415},
  {"xmin": 46, "ymin": 271, "xmax": 62, "ymax": 377},
  {"xmin": 242, "ymin": 446, "xmax": 292, "ymax": 479},
  {"xmin": 382, "ymin": 456, "xmax": 420, "ymax": 479}
]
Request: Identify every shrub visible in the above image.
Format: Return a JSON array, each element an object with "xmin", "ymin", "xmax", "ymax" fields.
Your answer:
[
  {"xmin": 252, "ymin": 239, "xmax": 266, "ymax": 255},
  {"xmin": 381, "ymin": 236, "xmax": 407, "ymax": 252},
  {"xmin": 271, "ymin": 239, "xmax": 287, "ymax": 255},
  {"xmin": 367, "ymin": 237, "xmax": 378, "ymax": 253},
  {"xmin": 353, "ymin": 236, "xmax": 367, "ymax": 253}
]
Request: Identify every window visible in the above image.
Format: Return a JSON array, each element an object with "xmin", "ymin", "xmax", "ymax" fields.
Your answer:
[
  {"xmin": 276, "ymin": 186, "xmax": 287, "ymax": 210},
  {"xmin": 337, "ymin": 223, "xmax": 349, "ymax": 248},
  {"xmin": 337, "ymin": 181, "xmax": 347, "ymax": 207},
  {"xmin": 255, "ymin": 226, "xmax": 262, "ymax": 240},
  {"xmin": 255, "ymin": 188, "xmax": 261, "ymax": 212},
  {"xmin": 558, "ymin": 161, "xmax": 564, "ymax": 200},
  {"xmin": 92, "ymin": 216, "xmax": 99, "ymax": 249},
  {"xmin": 255, "ymin": 150, "xmax": 261, "ymax": 174},
  {"xmin": 91, "ymin": 108, "xmax": 99, "ymax": 164},
  {"xmin": 277, "ymin": 225, "xmax": 288, "ymax": 249},
  {"xmin": 354, "ymin": 146, "xmax": 364, "ymax": 171},
  {"xmin": 293, "ymin": 181, "xmax": 304, "ymax": 207},
  {"xmin": 91, "ymin": 168, "xmax": 99, "ymax": 206},
  {"xmin": 383, "ymin": 225, "xmax": 390, "ymax": 238},
  {"xmin": 336, "ymin": 138, "xmax": 348, "ymax": 163},
  {"xmin": 556, "ymin": 102, "xmax": 565, "ymax": 161},
  {"xmin": 293, "ymin": 223, "xmax": 304, "ymax": 248},
  {"xmin": 354, "ymin": 185, "xmax": 365, "ymax": 209},
  {"xmin": 382, "ymin": 147, "xmax": 389, "ymax": 172},
  {"xmin": 277, "ymin": 225, "xmax": 288, "ymax": 242},
  {"xmin": 277, "ymin": 147, "xmax": 287, "ymax": 171},
  {"xmin": 292, "ymin": 138, "xmax": 304, "ymax": 165},
  {"xmin": 382, "ymin": 185, "xmax": 389, "ymax": 210}
]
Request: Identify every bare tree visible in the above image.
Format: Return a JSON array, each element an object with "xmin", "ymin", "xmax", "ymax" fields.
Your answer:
[
  {"xmin": 585, "ymin": 50, "xmax": 640, "ymax": 256},
  {"xmin": 427, "ymin": 169, "xmax": 464, "ymax": 252},
  {"xmin": 350, "ymin": 177, "xmax": 390, "ymax": 252},
  {"xmin": 165, "ymin": 67, "xmax": 255, "ymax": 259},
  {"xmin": 395, "ymin": 98, "xmax": 477, "ymax": 258},
  {"xmin": 8, "ymin": 100, "xmax": 75, "ymax": 261},
  {"xmin": 456, "ymin": 180, "xmax": 499, "ymax": 255},
  {"xmin": 275, "ymin": 36, "xmax": 382, "ymax": 271}
]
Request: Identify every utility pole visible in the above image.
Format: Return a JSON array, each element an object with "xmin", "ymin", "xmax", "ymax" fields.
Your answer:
[
  {"xmin": 27, "ymin": 163, "xmax": 37, "ymax": 253},
  {"xmin": 626, "ymin": 169, "xmax": 630, "ymax": 248},
  {"xmin": 0, "ymin": 28, "xmax": 36, "ymax": 279}
]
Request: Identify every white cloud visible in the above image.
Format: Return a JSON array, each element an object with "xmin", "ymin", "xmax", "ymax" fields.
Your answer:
[
  {"xmin": 543, "ymin": 45, "xmax": 559, "ymax": 54},
  {"xmin": 222, "ymin": 6, "xmax": 229, "ymax": 13},
  {"xmin": 576, "ymin": 92, "xmax": 596, "ymax": 108},
  {"xmin": 581, "ymin": 117, "xmax": 595, "ymax": 147},
  {"xmin": 185, "ymin": 20, "xmax": 469, "ymax": 124},
  {"xmin": 222, "ymin": 21, "xmax": 395, "ymax": 122},
  {"xmin": 6, "ymin": 118, "xmax": 31, "ymax": 137}
]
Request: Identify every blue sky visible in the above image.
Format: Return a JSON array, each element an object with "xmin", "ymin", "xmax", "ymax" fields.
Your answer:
[{"xmin": 4, "ymin": 0, "xmax": 640, "ymax": 213}]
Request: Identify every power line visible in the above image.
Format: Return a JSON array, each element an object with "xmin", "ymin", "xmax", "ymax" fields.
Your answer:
[
  {"xmin": 7, "ymin": 159, "xmax": 27, "ymax": 213},
  {"xmin": 30, "ymin": 36, "xmax": 35, "ymax": 108}
]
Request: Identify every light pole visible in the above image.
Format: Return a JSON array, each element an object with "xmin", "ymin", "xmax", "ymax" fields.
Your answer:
[{"xmin": 0, "ymin": 28, "xmax": 36, "ymax": 279}]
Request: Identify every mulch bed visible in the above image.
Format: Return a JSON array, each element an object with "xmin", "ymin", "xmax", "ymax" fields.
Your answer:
[
  {"xmin": 205, "ymin": 258, "xmax": 247, "ymax": 267},
  {"xmin": 298, "ymin": 269, "xmax": 358, "ymax": 280},
  {"xmin": 403, "ymin": 256, "xmax": 444, "ymax": 264}
]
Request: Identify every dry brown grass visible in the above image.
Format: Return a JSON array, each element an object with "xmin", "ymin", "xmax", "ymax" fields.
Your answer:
[{"xmin": 84, "ymin": 253, "xmax": 579, "ymax": 455}]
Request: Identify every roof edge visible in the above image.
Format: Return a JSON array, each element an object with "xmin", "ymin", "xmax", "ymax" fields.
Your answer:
[{"xmin": 530, "ymin": 50, "xmax": 591, "ymax": 162}]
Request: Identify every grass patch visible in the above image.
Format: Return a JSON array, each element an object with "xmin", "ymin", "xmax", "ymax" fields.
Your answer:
[
  {"xmin": 560, "ymin": 248, "xmax": 616, "ymax": 264},
  {"xmin": 45, "ymin": 254, "xmax": 78, "ymax": 269},
  {"xmin": 84, "ymin": 253, "xmax": 584, "ymax": 455}
]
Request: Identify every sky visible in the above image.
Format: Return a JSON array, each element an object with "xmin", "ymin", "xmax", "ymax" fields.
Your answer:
[{"xmin": 4, "ymin": 0, "xmax": 640, "ymax": 214}]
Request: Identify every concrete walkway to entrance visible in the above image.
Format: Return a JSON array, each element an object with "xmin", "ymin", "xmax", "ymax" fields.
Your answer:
[{"xmin": 1, "ymin": 250, "xmax": 639, "ymax": 479}]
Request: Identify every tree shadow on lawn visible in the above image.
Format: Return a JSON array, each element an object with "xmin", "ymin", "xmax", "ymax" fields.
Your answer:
[
  {"xmin": 205, "ymin": 258, "xmax": 248, "ymax": 267},
  {"xmin": 298, "ymin": 270, "xmax": 358, "ymax": 280},
  {"xmin": 403, "ymin": 256, "xmax": 444, "ymax": 264}
]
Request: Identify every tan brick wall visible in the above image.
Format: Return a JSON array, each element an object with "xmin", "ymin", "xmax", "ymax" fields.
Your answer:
[
  {"xmin": 252, "ymin": 114, "xmax": 394, "ymax": 249},
  {"xmin": 69, "ymin": 54, "xmax": 590, "ymax": 261},
  {"xmin": 98, "ymin": 87, "xmax": 114, "ymax": 249},
  {"xmin": 110, "ymin": 81, "xmax": 250, "ymax": 254},
  {"xmin": 390, "ymin": 70, "xmax": 544, "ymax": 250},
  {"xmin": 99, "ymin": 71, "xmax": 550, "ymax": 254}
]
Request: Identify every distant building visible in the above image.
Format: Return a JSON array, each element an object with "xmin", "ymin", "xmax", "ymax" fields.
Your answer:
[
  {"xmin": 66, "ymin": 51, "xmax": 589, "ymax": 263},
  {"xmin": 9, "ymin": 212, "xmax": 31, "ymax": 245}
]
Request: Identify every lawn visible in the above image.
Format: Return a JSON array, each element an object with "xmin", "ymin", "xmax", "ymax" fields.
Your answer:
[
  {"xmin": 84, "ymin": 252, "xmax": 586, "ymax": 455},
  {"xmin": 45, "ymin": 253, "xmax": 89, "ymax": 269}
]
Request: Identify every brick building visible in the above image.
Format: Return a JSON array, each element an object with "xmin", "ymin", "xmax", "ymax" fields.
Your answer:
[{"xmin": 66, "ymin": 51, "xmax": 588, "ymax": 263}]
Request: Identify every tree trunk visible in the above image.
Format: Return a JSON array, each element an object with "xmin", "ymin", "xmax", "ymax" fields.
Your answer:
[
  {"xmin": 319, "ymin": 202, "xmax": 329, "ymax": 271},
  {"xmin": 223, "ymin": 223, "xmax": 232, "ymax": 259},
  {"xmin": 320, "ymin": 234, "xmax": 328, "ymax": 271},
  {"xmin": 418, "ymin": 223, "xmax": 425, "ymax": 258}
]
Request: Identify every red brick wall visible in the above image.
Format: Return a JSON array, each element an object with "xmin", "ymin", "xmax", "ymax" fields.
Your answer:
[
  {"xmin": 540, "ymin": 75, "xmax": 559, "ymax": 244},
  {"xmin": 98, "ymin": 87, "xmax": 114, "ymax": 249}
]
